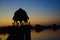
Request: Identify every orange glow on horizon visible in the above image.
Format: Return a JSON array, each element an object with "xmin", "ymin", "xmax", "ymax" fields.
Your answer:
[
  {"xmin": 0, "ymin": 15, "xmax": 60, "ymax": 26},
  {"xmin": 0, "ymin": 18, "xmax": 60, "ymax": 26}
]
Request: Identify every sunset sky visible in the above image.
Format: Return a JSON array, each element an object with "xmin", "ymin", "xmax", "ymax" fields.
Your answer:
[{"xmin": 0, "ymin": 0, "xmax": 60, "ymax": 26}]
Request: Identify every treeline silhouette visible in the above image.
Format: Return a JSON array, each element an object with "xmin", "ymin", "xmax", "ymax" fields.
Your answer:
[
  {"xmin": 34, "ymin": 24, "xmax": 60, "ymax": 32},
  {"xmin": 0, "ymin": 24, "xmax": 60, "ymax": 34}
]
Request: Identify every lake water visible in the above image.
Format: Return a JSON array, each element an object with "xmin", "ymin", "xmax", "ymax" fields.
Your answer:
[{"xmin": 0, "ymin": 29, "xmax": 60, "ymax": 40}]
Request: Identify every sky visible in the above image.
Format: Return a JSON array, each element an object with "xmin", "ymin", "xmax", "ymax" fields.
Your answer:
[{"xmin": 0, "ymin": 0, "xmax": 60, "ymax": 26}]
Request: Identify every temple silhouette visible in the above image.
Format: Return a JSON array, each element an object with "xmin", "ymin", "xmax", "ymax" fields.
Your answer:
[
  {"xmin": 13, "ymin": 8, "xmax": 29, "ymax": 26},
  {"xmin": 7, "ymin": 8, "xmax": 31, "ymax": 40},
  {"xmin": 0, "ymin": 8, "xmax": 31, "ymax": 40},
  {"xmin": 0, "ymin": 8, "xmax": 60, "ymax": 40}
]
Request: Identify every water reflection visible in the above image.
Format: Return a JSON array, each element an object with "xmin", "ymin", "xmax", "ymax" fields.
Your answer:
[
  {"xmin": 0, "ymin": 33, "xmax": 9, "ymax": 40},
  {"xmin": 31, "ymin": 29, "xmax": 60, "ymax": 40},
  {"xmin": 0, "ymin": 29, "xmax": 60, "ymax": 40}
]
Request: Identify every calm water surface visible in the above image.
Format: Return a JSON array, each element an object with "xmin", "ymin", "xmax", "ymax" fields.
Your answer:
[{"xmin": 0, "ymin": 29, "xmax": 60, "ymax": 40}]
